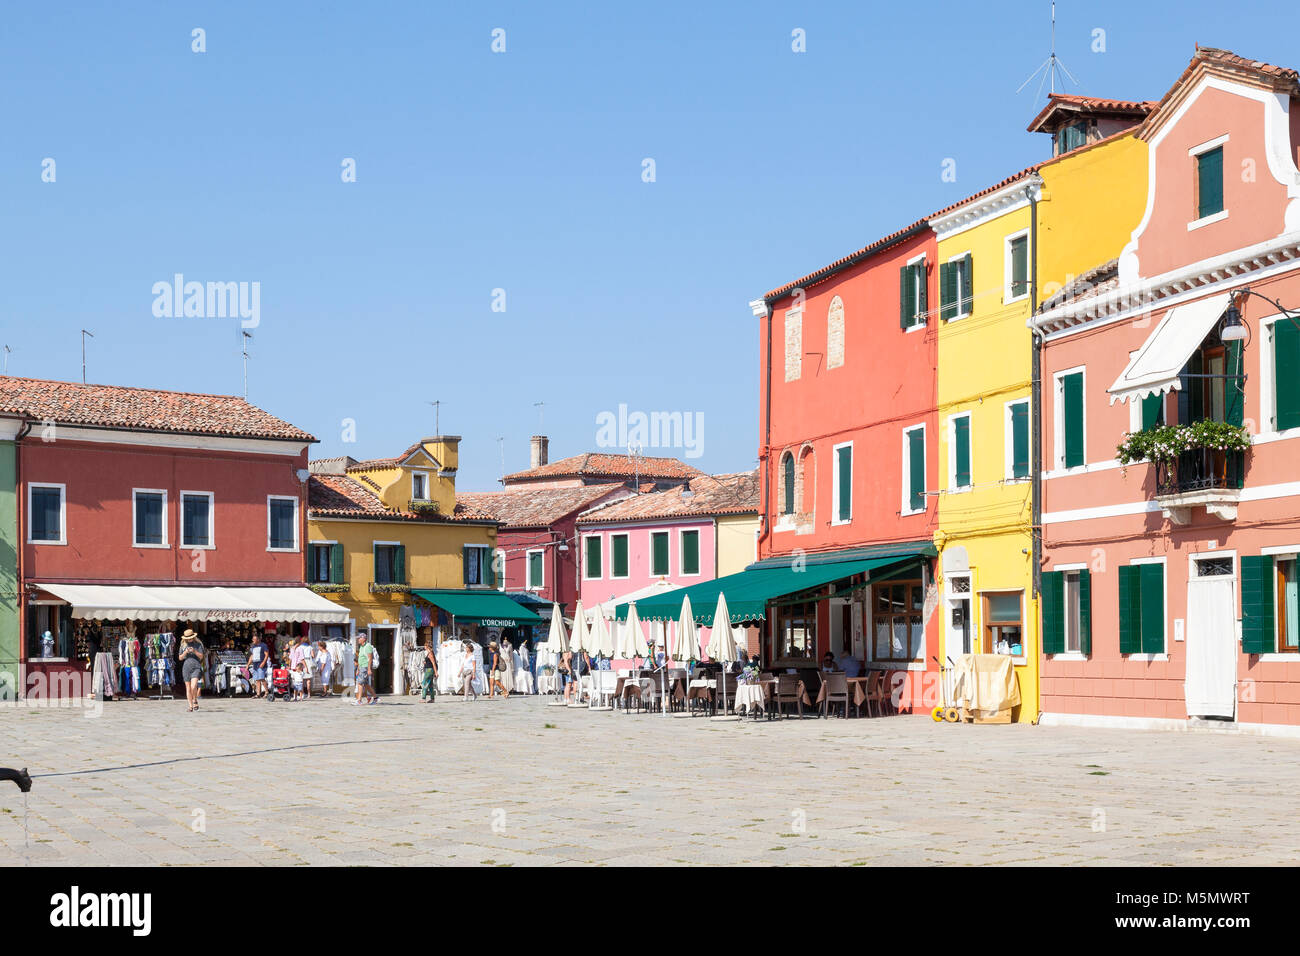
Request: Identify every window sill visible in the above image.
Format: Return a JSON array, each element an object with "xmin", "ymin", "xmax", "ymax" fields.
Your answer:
[
  {"xmin": 1188, "ymin": 209, "xmax": 1228, "ymax": 231},
  {"xmin": 1123, "ymin": 653, "xmax": 1170, "ymax": 662},
  {"xmin": 133, "ymin": 543, "xmax": 171, "ymax": 550},
  {"xmin": 1004, "ymin": 292, "xmax": 1030, "ymax": 305},
  {"xmin": 28, "ymin": 539, "xmax": 67, "ymax": 546},
  {"xmin": 900, "ymin": 508, "xmax": 926, "ymax": 517},
  {"xmin": 267, "ymin": 547, "xmax": 300, "ymax": 553},
  {"xmin": 1049, "ymin": 652, "xmax": 1089, "ymax": 661},
  {"xmin": 904, "ymin": 323, "xmax": 927, "ymax": 334},
  {"xmin": 947, "ymin": 485, "xmax": 973, "ymax": 495},
  {"xmin": 182, "ymin": 543, "xmax": 215, "ymax": 551},
  {"xmin": 1253, "ymin": 653, "xmax": 1300, "ymax": 663},
  {"xmin": 830, "ymin": 518, "xmax": 852, "ymax": 526}
]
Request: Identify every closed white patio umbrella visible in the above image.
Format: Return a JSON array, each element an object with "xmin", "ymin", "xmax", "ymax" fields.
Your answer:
[
  {"xmin": 587, "ymin": 610, "xmax": 614, "ymax": 709},
  {"xmin": 567, "ymin": 600, "xmax": 590, "ymax": 706},
  {"xmin": 673, "ymin": 595, "xmax": 700, "ymax": 717},
  {"xmin": 706, "ymin": 592, "xmax": 740, "ymax": 721},
  {"xmin": 544, "ymin": 603, "xmax": 569, "ymax": 706},
  {"xmin": 621, "ymin": 602, "xmax": 661, "ymax": 715}
]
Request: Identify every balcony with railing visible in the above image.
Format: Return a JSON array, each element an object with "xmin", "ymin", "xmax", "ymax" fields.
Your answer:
[{"xmin": 1154, "ymin": 448, "xmax": 1245, "ymax": 524}]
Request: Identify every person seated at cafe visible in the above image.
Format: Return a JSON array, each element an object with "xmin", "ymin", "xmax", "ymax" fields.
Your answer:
[
  {"xmin": 821, "ymin": 651, "xmax": 839, "ymax": 672},
  {"xmin": 837, "ymin": 648, "xmax": 863, "ymax": 678}
]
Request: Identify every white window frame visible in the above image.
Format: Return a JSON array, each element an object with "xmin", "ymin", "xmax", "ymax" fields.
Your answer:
[
  {"xmin": 945, "ymin": 250, "xmax": 972, "ymax": 321},
  {"xmin": 27, "ymin": 482, "xmax": 67, "ymax": 545},
  {"xmin": 610, "ymin": 532, "xmax": 630, "ymax": 580},
  {"xmin": 903, "ymin": 253, "xmax": 927, "ymax": 332},
  {"xmin": 679, "ymin": 528, "xmax": 702, "ymax": 578},
  {"xmin": 831, "ymin": 440, "xmax": 854, "ymax": 524},
  {"xmin": 1260, "ymin": 545, "xmax": 1300, "ymax": 660},
  {"xmin": 582, "ymin": 533, "xmax": 603, "ymax": 580},
  {"xmin": 132, "ymin": 488, "xmax": 169, "ymax": 549},
  {"xmin": 946, "ymin": 413, "xmax": 972, "ymax": 492},
  {"xmin": 1048, "ymin": 561, "xmax": 1089, "ymax": 660},
  {"xmin": 267, "ymin": 495, "xmax": 300, "ymax": 553},
  {"xmin": 901, "ymin": 423, "xmax": 927, "ymax": 516},
  {"xmin": 1053, "ymin": 366, "xmax": 1087, "ymax": 472},
  {"xmin": 979, "ymin": 587, "xmax": 1027, "ymax": 664},
  {"xmin": 1004, "ymin": 398, "xmax": 1031, "ymax": 483},
  {"xmin": 526, "ymin": 547, "xmax": 545, "ymax": 591},
  {"xmin": 463, "ymin": 542, "xmax": 491, "ymax": 588},
  {"xmin": 495, "ymin": 548, "xmax": 507, "ymax": 591},
  {"xmin": 179, "ymin": 490, "xmax": 215, "ymax": 550},
  {"xmin": 309, "ymin": 539, "xmax": 338, "ymax": 585},
  {"xmin": 1125, "ymin": 555, "xmax": 1169, "ymax": 661},
  {"xmin": 1258, "ymin": 312, "xmax": 1300, "ymax": 440},
  {"xmin": 1188, "ymin": 134, "xmax": 1230, "ymax": 231},
  {"xmin": 411, "ymin": 470, "xmax": 431, "ymax": 501},
  {"xmin": 1003, "ymin": 229, "xmax": 1031, "ymax": 305},
  {"xmin": 649, "ymin": 529, "xmax": 671, "ymax": 577}
]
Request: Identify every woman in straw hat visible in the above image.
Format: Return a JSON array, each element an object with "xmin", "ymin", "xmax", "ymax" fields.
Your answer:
[{"xmin": 178, "ymin": 628, "xmax": 206, "ymax": 713}]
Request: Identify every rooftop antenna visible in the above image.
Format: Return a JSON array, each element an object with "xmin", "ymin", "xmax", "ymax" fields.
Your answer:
[
  {"xmin": 428, "ymin": 400, "xmax": 441, "ymax": 435},
  {"xmin": 497, "ymin": 436, "xmax": 506, "ymax": 472},
  {"xmin": 627, "ymin": 441, "xmax": 643, "ymax": 492},
  {"xmin": 241, "ymin": 330, "xmax": 253, "ymax": 398},
  {"xmin": 1017, "ymin": 1, "xmax": 1078, "ymax": 103},
  {"xmin": 80, "ymin": 329, "xmax": 94, "ymax": 384},
  {"xmin": 3, "ymin": 345, "xmax": 11, "ymax": 375}
]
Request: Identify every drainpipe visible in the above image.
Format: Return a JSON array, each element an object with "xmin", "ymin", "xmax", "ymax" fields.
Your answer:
[
  {"xmin": 1027, "ymin": 178, "xmax": 1043, "ymax": 602},
  {"xmin": 750, "ymin": 298, "xmax": 773, "ymax": 558},
  {"xmin": 13, "ymin": 417, "xmax": 33, "ymax": 700}
]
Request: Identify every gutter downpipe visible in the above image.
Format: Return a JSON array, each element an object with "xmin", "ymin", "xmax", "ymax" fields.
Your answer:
[
  {"xmin": 1028, "ymin": 178, "xmax": 1043, "ymax": 726},
  {"xmin": 13, "ymin": 416, "xmax": 33, "ymax": 701}
]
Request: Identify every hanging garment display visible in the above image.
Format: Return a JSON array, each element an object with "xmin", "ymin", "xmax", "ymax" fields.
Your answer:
[
  {"xmin": 117, "ymin": 634, "xmax": 142, "ymax": 695},
  {"xmin": 144, "ymin": 632, "xmax": 175, "ymax": 688}
]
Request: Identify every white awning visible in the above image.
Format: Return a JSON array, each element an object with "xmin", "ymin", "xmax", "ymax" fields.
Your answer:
[
  {"xmin": 1108, "ymin": 292, "xmax": 1232, "ymax": 404},
  {"xmin": 33, "ymin": 584, "xmax": 351, "ymax": 624}
]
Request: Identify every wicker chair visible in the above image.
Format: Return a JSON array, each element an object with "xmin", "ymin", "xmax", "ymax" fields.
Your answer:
[
  {"xmin": 773, "ymin": 674, "xmax": 804, "ymax": 719},
  {"xmin": 820, "ymin": 671, "xmax": 850, "ymax": 718}
]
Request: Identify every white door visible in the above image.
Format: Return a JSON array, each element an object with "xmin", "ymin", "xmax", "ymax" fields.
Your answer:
[{"xmin": 1184, "ymin": 560, "xmax": 1237, "ymax": 719}]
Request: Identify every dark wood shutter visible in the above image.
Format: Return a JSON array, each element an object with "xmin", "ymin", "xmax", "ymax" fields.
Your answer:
[
  {"xmin": 908, "ymin": 429, "xmax": 926, "ymax": 512},
  {"xmin": 1041, "ymin": 570, "xmax": 1065, "ymax": 655},
  {"xmin": 899, "ymin": 265, "xmax": 910, "ymax": 329},
  {"xmin": 915, "ymin": 262, "xmax": 927, "ymax": 324},
  {"xmin": 1078, "ymin": 569, "xmax": 1092, "ymax": 655},
  {"xmin": 954, "ymin": 417, "xmax": 971, "ymax": 487},
  {"xmin": 961, "ymin": 253, "xmax": 973, "ymax": 315},
  {"xmin": 652, "ymin": 533, "xmax": 668, "ymax": 575},
  {"xmin": 782, "ymin": 454, "xmax": 795, "ymax": 515},
  {"xmin": 1225, "ymin": 339, "xmax": 1245, "ymax": 426},
  {"xmin": 1197, "ymin": 147, "xmax": 1224, "ymax": 219},
  {"xmin": 462, "ymin": 546, "xmax": 471, "ymax": 586},
  {"xmin": 1118, "ymin": 565, "xmax": 1142, "ymax": 654},
  {"xmin": 1276, "ymin": 320, "xmax": 1300, "ymax": 430},
  {"xmin": 330, "ymin": 542, "xmax": 344, "ymax": 584},
  {"xmin": 1139, "ymin": 563, "xmax": 1165, "ymax": 654},
  {"xmin": 613, "ymin": 535, "xmax": 628, "ymax": 577},
  {"xmin": 1241, "ymin": 555, "xmax": 1276, "ymax": 654},
  {"xmin": 1062, "ymin": 372, "xmax": 1084, "ymax": 467},
  {"xmin": 394, "ymin": 545, "xmax": 407, "ymax": 585},
  {"xmin": 837, "ymin": 445, "xmax": 852, "ymax": 521},
  {"xmin": 1140, "ymin": 394, "xmax": 1163, "ymax": 430},
  {"xmin": 1011, "ymin": 402, "xmax": 1029, "ymax": 479},
  {"xmin": 939, "ymin": 261, "xmax": 954, "ymax": 321},
  {"xmin": 682, "ymin": 531, "xmax": 699, "ymax": 575}
]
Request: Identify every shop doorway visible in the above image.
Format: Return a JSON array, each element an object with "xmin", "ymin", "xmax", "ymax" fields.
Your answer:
[
  {"xmin": 1185, "ymin": 556, "xmax": 1237, "ymax": 719},
  {"xmin": 829, "ymin": 598, "xmax": 851, "ymax": 655},
  {"xmin": 946, "ymin": 574, "xmax": 972, "ymax": 661},
  {"xmin": 370, "ymin": 625, "xmax": 397, "ymax": 695}
]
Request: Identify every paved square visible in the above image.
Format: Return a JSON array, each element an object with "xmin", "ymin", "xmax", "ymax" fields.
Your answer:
[{"xmin": 2, "ymin": 694, "xmax": 1298, "ymax": 866}]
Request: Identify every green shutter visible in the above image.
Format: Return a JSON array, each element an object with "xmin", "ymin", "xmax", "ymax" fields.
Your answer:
[
  {"xmin": 1276, "ymin": 320, "xmax": 1300, "ymax": 430},
  {"xmin": 330, "ymin": 542, "xmax": 344, "ymax": 584},
  {"xmin": 954, "ymin": 417, "xmax": 971, "ymax": 488},
  {"xmin": 1011, "ymin": 402, "xmax": 1030, "ymax": 479},
  {"xmin": 1062, "ymin": 372, "xmax": 1084, "ymax": 468},
  {"xmin": 613, "ymin": 535, "xmax": 628, "ymax": 577},
  {"xmin": 782, "ymin": 455, "xmax": 795, "ymax": 514},
  {"xmin": 1197, "ymin": 147, "xmax": 1224, "ymax": 219},
  {"xmin": 908, "ymin": 428, "xmax": 926, "ymax": 512},
  {"xmin": 585, "ymin": 536, "xmax": 601, "ymax": 577},
  {"xmin": 394, "ymin": 544, "xmax": 406, "ymax": 585},
  {"xmin": 1118, "ymin": 565, "xmax": 1142, "ymax": 654},
  {"xmin": 938, "ymin": 261, "xmax": 954, "ymax": 321},
  {"xmin": 462, "ymin": 545, "xmax": 470, "ymax": 586},
  {"xmin": 1139, "ymin": 563, "xmax": 1165, "ymax": 654},
  {"xmin": 1041, "ymin": 570, "xmax": 1065, "ymax": 655},
  {"xmin": 899, "ymin": 265, "xmax": 910, "ymax": 329},
  {"xmin": 1079, "ymin": 569, "xmax": 1092, "ymax": 656},
  {"xmin": 682, "ymin": 531, "xmax": 699, "ymax": 575},
  {"xmin": 529, "ymin": 551, "xmax": 543, "ymax": 589},
  {"xmin": 1141, "ymin": 393, "xmax": 1164, "ymax": 430},
  {"xmin": 836, "ymin": 445, "xmax": 852, "ymax": 521},
  {"xmin": 1225, "ymin": 339, "xmax": 1244, "ymax": 427},
  {"xmin": 374, "ymin": 544, "xmax": 381, "ymax": 584},
  {"xmin": 961, "ymin": 253, "xmax": 973, "ymax": 315},
  {"xmin": 915, "ymin": 262, "xmax": 927, "ymax": 325},
  {"xmin": 652, "ymin": 533, "xmax": 668, "ymax": 575},
  {"xmin": 1241, "ymin": 555, "xmax": 1276, "ymax": 654}
]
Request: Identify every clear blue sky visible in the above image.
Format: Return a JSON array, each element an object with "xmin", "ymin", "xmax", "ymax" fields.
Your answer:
[{"xmin": 3, "ymin": 1, "xmax": 1297, "ymax": 489}]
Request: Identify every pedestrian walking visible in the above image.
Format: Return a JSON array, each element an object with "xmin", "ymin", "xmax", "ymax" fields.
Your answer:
[
  {"xmin": 178, "ymin": 628, "xmax": 206, "ymax": 713},
  {"xmin": 248, "ymin": 632, "xmax": 269, "ymax": 698},
  {"xmin": 459, "ymin": 640, "xmax": 478, "ymax": 700},
  {"xmin": 354, "ymin": 632, "xmax": 376, "ymax": 705},
  {"xmin": 421, "ymin": 641, "xmax": 438, "ymax": 702},
  {"xmin": 488, "ymin": 640, "xmax": 509, "ymax": 698},
  {"xmin": 315, "ymin": 640, "xmax": 334, "ymax": 696}
]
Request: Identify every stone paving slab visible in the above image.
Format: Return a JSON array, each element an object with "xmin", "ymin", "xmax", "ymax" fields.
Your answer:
[{"xmin": 1, "ymin": 694, "xmax": 1298, "ymax": 865}]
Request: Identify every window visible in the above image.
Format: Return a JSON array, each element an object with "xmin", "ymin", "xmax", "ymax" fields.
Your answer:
[
  {"xmin": 873, "ymin": 580, "xmax": 924, "ymax": 662},
  {"xmin": 1006, "ymin": 234, "xmax": 1029, "ymax": 301},
  {"xmin": 268, "ymin": 496, "xmax": 298, "ymax": 551},
  {"xmin": 1270, "ymin": 317, "xmax": 1300, "ymax": 430},
  {"xmin": 463, "ymin": 544, "xmax": 492, "ymax": 587},
  {"xmin": 374, "ymin": 543, "xmax": 406, "ymax": 585},
  {"xmin": 681, "ymin": 529, "xmax": 700, "ymax": 576},
  {"xmin": 132, "ymin": 490, "xmax": 167, "ymax": 547},
  {"xmin": 1042, "ymin": 568, "xmax": 1091, "ymax": 655},
  {"xmin": 28, "ymin": 484, "xmax": 65, "ymax": 544},
  {"xmin": 412, "ymin": 472, "xmax": 428, "ymax": 501},
  {"xmin": 611, "ymin": 533, "xmax": 629, "ymax": 578},
  {"xmin": 1056, "ymin": 121, "xmax": 1088, "ymax": 155},
  {"xmin": 1177, "ymin": 330, "xmax": 1243, "ymax": 427},
  {"xmin": 827, "ymin": 295, "xmax": 845, "ymax": 369},
  {"xmin": 949, "ymin": 415, "xmax": 971, "ymax": 490},
  {"xmin": 26, "ymin": 603, "xmax": 71, "ymax": 660},
  {"xmin": 527, "ymin": 549, "xmax": 544, "ymax": 590},
  {"xmin": 1196, "ymin": 145, "xmax": 1224, "ymax": 221},
  {"xmin": 780, "ymin": 453, "xmax": 795, "ymax": 516},
  {"xmin": 833, "ymin": 442, "xmax": 852, "ymax": 523},
  {"xmin": 903, "ymin": 425, "xmax": 926, "ymax": 514},
  {"xmin": 784, "ymin": 308, "xmax": 802, "ymax": 382},
  {"xmin": 180, "ymin": 492, "xmax": 213, "ymax": 548},
  {"xmin": 939, "ymin": 253, "xmax": 973, "ymax": 320},
  {"xmin": 310, "ymin": 542, "xmax": 344, "ymax": 584},
  {"xmin": 776, "ymin": 600, "xmax": 818, "ymax": 663},
  {"xmin": 1118, "ymin": 562, "xmax": 1165, "ymax": 654},
  {"xmin": 495, "ymin": 549, "xmax": 507, "ymax": 590},
  {"xmin": 583, "ymin": 535, "xmax": 602, "ymax": 579},
  {"xmin": 1006, "ymin": 400, "xmax": 1030, "ymax": 480},
  {"xmin": 650, "ymin": 531, "xmax": 669, "ymax": 576},
  {"xmin": 1242, "ymin": 554, "xmax": 1300, "ymax": 654},
  {"xmin": 982, "ymin": 591, "xmax": 1024, "ymax": 656},
  {"xmin": 899, "ymin": 258, "xmax": 927, "ymax": 329},
  {"xmin": 1056, "ymin": 370, "xmax": 1085, "ymax": 469}
]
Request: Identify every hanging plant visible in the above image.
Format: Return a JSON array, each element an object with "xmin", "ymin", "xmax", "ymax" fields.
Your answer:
[{"xmin": 1116, "ymin": 421, "xmax": 1251, "ymax": 467}]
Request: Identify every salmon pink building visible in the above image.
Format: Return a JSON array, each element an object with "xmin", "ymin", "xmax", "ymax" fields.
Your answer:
[{"xmin": 1033, "ymin": 48, "xmax": 1300, "ymax": 733}]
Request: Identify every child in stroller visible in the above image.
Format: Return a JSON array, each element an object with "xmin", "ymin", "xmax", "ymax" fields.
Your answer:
[{"xmin": 267, "ymin": 660, "xmax": 292, "ymax": 702}]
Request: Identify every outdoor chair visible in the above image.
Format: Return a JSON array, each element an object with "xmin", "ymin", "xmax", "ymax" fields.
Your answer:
[
  {"xmin": 773, "ymin": 674, "xmax": 804, "ymax": 719},
  {"xmin": 716, "ymin": 672, "xmax": 739, "ymax": 715},
  {"xmin": 820, "ymin": 671, "xmax": 850, "ymax": 719},
  {"xmin": 866, "ymin": 671, "xmax": 891, "ymax": 717}
]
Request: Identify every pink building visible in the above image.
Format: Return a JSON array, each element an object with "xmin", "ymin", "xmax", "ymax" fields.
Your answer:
[{"xmin": 1032, "ymin": 48, "xmax": 1300, "ymax": 732}]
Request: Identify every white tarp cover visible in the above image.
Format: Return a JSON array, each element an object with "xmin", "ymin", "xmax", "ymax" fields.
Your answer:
[
  {"xmin": 1108, "ymin": 292, "xmax": 1231, "ymax": 404},
  {"xmin": 35, "ymin": 583, "xmax": 351, "ymax": 624}
]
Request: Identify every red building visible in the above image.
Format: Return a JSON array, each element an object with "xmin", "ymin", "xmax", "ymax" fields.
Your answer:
[
  {"xmin": 3, "ymin": 376, "xmax": 348, "ymax": 698},
  {"xmin": 749, "ymin": 220, "xmax": 942, "ymax": 710}
]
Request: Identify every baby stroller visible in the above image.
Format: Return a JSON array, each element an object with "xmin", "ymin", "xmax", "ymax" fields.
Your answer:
[{"xmin": 267, "ymin": 666, "xmax": 292, "ymax": 702}]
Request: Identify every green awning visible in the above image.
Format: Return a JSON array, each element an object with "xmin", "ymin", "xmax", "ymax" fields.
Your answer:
[
  {"xmin": 412, "ymin": 589, "xmax": 543, "ymax": 626},
  {"xmin": 614, "ymin": 551, "xmax": 929, "ymax": 625}
]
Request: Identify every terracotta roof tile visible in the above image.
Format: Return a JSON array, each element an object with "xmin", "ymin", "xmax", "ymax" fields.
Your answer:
[
  {"xmin": 576, "ymin": 470, "xmax": 758, "ymax": 525},
  {"xmin": 501, "ymin": 452, "xmax": 704, "ymax": 484},
  {"xmin": 0, "ymin": 375, "xmax": 314, "ymax": 442},
  {"xmin": 1027, "ymin": 93, "xmax": 1157, "ymax": 132},
  {"xmin": 1139, "ymin": 47, "xmax": 1300, "ymax": 140},
  {"xmin": 308, "ymin": 475, "xmax": 494, "ymax": 523},
  {"xmin": 456, "ymin": 485, "xmax": 627, "ymax": 528}
]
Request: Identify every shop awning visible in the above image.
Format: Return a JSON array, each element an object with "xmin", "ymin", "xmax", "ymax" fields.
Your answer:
[
  {"xmin": 411, "ymin": 589, "xmax": 543, "ymax": 626},
  {"xmin": 1108, "ymin": 292, "xmax": 1232, "ymax": 404},
  {"xmin": 34, "ymin": 584, "xmax": 351, "ymax": 624},
  {"xmin": 615, "ymin": 550, "xmax": 930, "ymax": 625}
]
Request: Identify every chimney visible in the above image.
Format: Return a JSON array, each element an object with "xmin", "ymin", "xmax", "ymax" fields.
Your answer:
[{"xmin": 530, "ymin": 435, "xmax": 549, "ymax": 469}]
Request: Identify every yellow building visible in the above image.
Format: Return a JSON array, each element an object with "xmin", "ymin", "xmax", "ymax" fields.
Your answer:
[
  {"xmin": 306, "ymin": 437, "xmax": 501, "ymax": 692},
  {"xmin": 932, "ymin": 117, "xmax": 1148, "ymax": 722}
]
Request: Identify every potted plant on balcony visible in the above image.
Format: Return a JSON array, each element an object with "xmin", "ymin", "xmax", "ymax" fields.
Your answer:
[{"xmin": 1116, "ymin": 420, "xmax": 1251, "ymax": 492}]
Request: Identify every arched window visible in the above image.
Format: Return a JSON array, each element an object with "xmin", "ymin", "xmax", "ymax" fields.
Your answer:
[
  {"xmin": 827, "ymin": 296, "xmax": 845, "ymax": 369},
  {"xmin": 781, "ymin": 452, "xmax": 795, "ymax": 515}
]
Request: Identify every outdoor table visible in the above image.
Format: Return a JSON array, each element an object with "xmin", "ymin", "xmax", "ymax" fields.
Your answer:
[
  {"xmin": 686, "ymin": 679, "xmax": 716, "ymax": 715},
  {"xmin": 847, "ymin": 677, "xmax": 870, "ymax": 709},
  {"xmin": 733, "ymin": 682, "xmax": 765, "ymax": 716}
]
